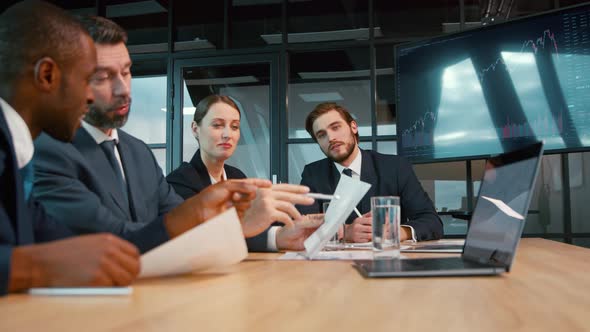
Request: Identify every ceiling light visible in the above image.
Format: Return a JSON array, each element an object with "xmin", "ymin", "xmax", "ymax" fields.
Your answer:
[
  {"xmin": 261, "ymin": 27, "xmax": 383, "ymax": 44},
  {"xmin": 298, "ymin": 68, "xmax": 393, "ymax": 80},
  {"xmin": 185, "ymin": 76, "xmax": 259, "ymax": 85}
]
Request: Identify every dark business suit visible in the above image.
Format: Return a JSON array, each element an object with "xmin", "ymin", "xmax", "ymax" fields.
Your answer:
[
  {"xmin": 166, "ymin": 150, "xmax": 269, "ymax": 251},
  {"xmin": 299, "ymin": 149, "xmax": 443, "ymax": 241},
  {"xmin": 0, "ymin": 109, "xmax": 72, "ymax": 295},
  {"xmin": 33, "ymin": 127, "xmax": 183, "ymax": 253}
]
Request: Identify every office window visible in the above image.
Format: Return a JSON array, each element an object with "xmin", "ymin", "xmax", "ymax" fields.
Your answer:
[
  {"xmin": 151, "ymin": 148, "xmax": 166, "ymax": 175},
  {"xmin": 125, "ymin": 75, "xmax": 167, "ymax": 144},
  {"xmin": 524, "ymin": 155, "xmax": 564, "ymax": 235},
  {"xmin": 173, "ymin": 1, "xmax": 223, "ymax": 51},
  {"xmin": 125, "ymin": 56, "xmax": 167, "ymax": 171},
  {"xmin": 471, "ymin": 159, "xmax": 486, "ymax": 193},
  {"xmin": 377, "ymin": 141, "xmax": 397, "ymax": 155},
  {"xmin": 288, "ymin": 143, "xmax": 324, "ymax": 185},
  {"xmin": 376, "ymin": 45, "xmax": 397, "ymax": 136},
  {"xmin": 414, "ymin": 161, "xmax": 469, "ymax": 236},
  {"xmin": 288, "ymin": 48, "xmax": 371, "ymax": 139},
  {"xmin": 569, "ymin": 152, "xmax": 590, "ymax": 233},
  {"xmin": 287, "ymin": 0, "xmax": 369, "ymax": 41},
  {"xmin": 104, "ymin": 0, "xmax": 168, "ymax": 48},
  {"xmin": 230, "ymin": 0, "xmax": 282, "ymax": 49},
  {"xmin": 414, "ymin": 161, "xmax": 467, "ymax": 211},
  {"xmin": 374, "ymin": 1, "xmax": 460, "ymax": 38}
]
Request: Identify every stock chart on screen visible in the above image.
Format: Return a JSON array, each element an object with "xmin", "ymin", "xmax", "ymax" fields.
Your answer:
[{"xmin": 396, "ymin": 3, "xmax": 590, "ymax": 162}]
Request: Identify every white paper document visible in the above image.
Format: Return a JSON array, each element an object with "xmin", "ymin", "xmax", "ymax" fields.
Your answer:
[
  {"xmin": 139, "ymin": 208, "xmax": 248, "ymax": 278},
  {"xmin": 280, "ymin": 251, "xmax": 375, "ymax": 260},
  {"xmin": 303, "ymin": 175, "xmax": 371, "ymax": 259}
]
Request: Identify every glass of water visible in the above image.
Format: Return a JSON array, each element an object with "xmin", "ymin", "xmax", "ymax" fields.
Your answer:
[
  {"xmin": 322, "ymin": 201, "xmax": 343, "ymax": 250},
  {"xmin": 371, "ymin": 196, "xmax": 401, "ymax": 259}
]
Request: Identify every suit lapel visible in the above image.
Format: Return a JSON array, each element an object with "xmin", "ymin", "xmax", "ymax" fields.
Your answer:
[
  {"xmin": 116, "ymin": 134, "xmax": 138, "ymax": 221},
  {"xmin": 0, "ymin": 110, "xmax": 32, "ymax": 244},
  {"xmin": 190, "ymin": 150, "xmax": 213, "ymax": 189},
  {"xmin": 326, "ymin": 161, "xmax": 340, "ymax": 195},
  {"xmin": 73, "ymin": 128, "xmax": 131, "ymax": 219},
  {"xmin": 359, "ymin": 150, "xmax": 378, "ymax": 215}
]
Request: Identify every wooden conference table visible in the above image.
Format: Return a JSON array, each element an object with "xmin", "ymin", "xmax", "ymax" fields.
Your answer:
[{"xmin": 0, "ymin": 238, "xmax": 588, "ymax": 332}]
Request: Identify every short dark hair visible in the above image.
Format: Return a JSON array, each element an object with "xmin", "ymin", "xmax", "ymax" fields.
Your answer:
[
  {"xmin": 193, "ymin": 95, "xmax": 241, "ymax": 125},
  {"xmin": 76, "ymin": 15, "xmax": 127, "ymax": 45},
  {"xmin": 305, "ymin": 102, "xmax": 359, "ymax": 142},
  {"xmin": 0, "ymin": 1, "xmax": 88, "ymax": 91}
]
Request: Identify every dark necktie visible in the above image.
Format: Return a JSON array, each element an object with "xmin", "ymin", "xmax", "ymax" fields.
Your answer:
[
  {"xmin": 100, "ymin": 140, "xmax": 129, "ymax": 204},
  {"xmin": 342, "ymin": 168, "xmax": 353, "ymax": 177},
  {"xmin": 20, "ymin": 160, "xmax": 34, "ymax": 200}
]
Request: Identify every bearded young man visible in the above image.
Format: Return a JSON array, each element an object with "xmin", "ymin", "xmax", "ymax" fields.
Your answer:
[{"xmin": 298, "ymin": 102, "xmax": 443, "ymax": 243}]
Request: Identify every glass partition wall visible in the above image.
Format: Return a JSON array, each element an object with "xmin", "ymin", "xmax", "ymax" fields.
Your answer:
[{"xmin": 15, "ymin": 0, "xmax": 589, "ymax": 245}]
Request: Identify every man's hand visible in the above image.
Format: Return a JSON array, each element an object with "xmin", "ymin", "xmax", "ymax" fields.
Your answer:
[
  {"xmin": 164, "ymin": 179, "xmax": 272, "ymax": 238},
  {"xmin": 275, "ymin": 213, "xmax": 324, "ymax": 251},
  {"xmin": 241, "ymin": 184, "xmax": 314, "ymax": 238},
  {"xmin": 345, "ymin": 212, "xmax": 372, "ymax": 243},
  {"xmin": 9, "ymin": 234, "xmax": 140, "ymax": 292}
]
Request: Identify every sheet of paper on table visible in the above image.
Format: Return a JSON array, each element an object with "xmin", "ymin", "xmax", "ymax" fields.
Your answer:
[
  {"xmin": 303, "ymin": 175, "xmax": 371, "ymax": 259},
  {"xmin": 139, "ymin": 208, "xmax": 247, "ymax": 278},
  {"xmin": 279, "ymin": 251, "xmax": 375, "ymax": 260}
]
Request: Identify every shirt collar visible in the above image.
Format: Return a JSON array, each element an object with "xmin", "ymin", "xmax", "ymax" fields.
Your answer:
[
  {"xmin": 209, "ymin": 168, "xmax": 228, "ymax": 184},
  {"xmin": 82, "ymin": 121, "xmax": 119, "ymax": 144},
  {"xmin": 0, "ymin": 97, "xmax": 34, "ymax": 169},
  {"xmin": 334, "ymin": 146, "xmax": 362, "ymax": 176}
]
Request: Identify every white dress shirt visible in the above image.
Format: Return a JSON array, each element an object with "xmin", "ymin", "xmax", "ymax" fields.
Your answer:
[
  {"xmin": 81, "ymin": 121, "xmax": 126, "ymax": 181},
  {"xmin": 0, "ymin": 97, "xmax": 33, "ymax": 169},
  {"xmin": 208, "ymin": 169, "xmax": 227, "ymax": 184},
  {"xmin": 336, "ymin": 147, "xmax": 417, "ymax": 242}
]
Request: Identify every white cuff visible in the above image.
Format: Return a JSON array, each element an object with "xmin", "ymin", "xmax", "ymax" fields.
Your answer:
[
  {"xmin": 266, "ymin": 226, "xmax": 281, "ymax": 252},
  {"xmin": 401, "ymin": 225, "xmax": 417, "ymax": 242}
]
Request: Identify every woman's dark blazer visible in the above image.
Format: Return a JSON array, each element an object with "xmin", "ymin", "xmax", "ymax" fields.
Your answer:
[{"xmin": 166, "ymin": 150, "xmax": 269, "ymax": 251}]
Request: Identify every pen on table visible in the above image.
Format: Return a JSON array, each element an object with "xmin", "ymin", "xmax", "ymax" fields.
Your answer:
[
  {"xmin": 306, "ymin": 193, "xmax": 363, "ymax": 218},
  {"xmin": 306, "ymin": 193, "xmax": 341, "ymax": 200}
]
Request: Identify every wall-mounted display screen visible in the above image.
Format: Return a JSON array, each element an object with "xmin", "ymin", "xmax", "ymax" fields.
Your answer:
[{"xmin": 396, "ymin": 3, "xmax": 590, "ymax": 162}]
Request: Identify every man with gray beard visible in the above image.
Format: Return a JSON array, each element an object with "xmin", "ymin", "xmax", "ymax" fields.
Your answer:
[{"xmin": 32, "ymin": 16, "xmax": 314, "ymax": 253}]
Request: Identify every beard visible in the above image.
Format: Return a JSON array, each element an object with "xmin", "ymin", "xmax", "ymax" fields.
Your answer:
[
  {"xmin": 84, "ymin": 98, "xmax": 131, "ymax": 129},
  {"xmin": 324, "ymin": 138, "xmax": 356, "ymax": 163}
]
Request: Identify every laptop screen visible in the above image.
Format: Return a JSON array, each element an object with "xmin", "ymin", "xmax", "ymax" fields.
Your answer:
[{"xmin": 462, "ymin": 142, "xmax": 544, "ymax": 270}]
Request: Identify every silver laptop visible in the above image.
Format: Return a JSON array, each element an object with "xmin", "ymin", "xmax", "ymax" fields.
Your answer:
[{"xmin": 354, "ymin": 142, "xmax": 544, "ymax": 277}]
